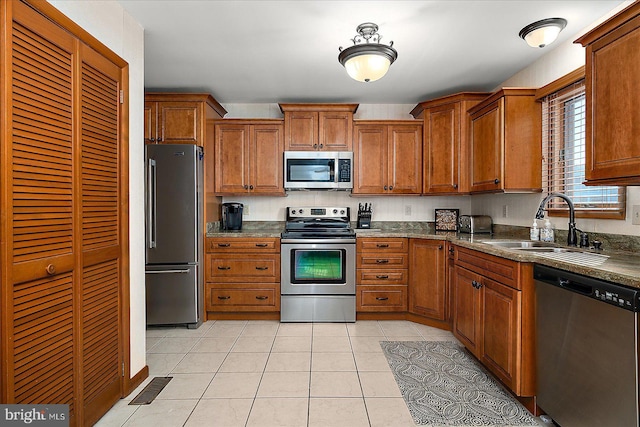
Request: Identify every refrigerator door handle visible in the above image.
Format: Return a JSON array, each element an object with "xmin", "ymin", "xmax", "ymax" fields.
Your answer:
[
  {"xmin": 148, "ymin": 158, "xmax": 157, "ymax": 249},
  {"xmin": 146, "ymin": 269, "xmax": 191, "ymax": 274}
]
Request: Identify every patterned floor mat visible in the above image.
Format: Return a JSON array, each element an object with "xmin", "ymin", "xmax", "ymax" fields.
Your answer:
[{"xmin": 380, "ymin": 341, "xmax": 539, "ymax": 426}]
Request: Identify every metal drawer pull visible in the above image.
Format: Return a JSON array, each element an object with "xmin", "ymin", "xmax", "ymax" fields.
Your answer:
[
  {"xmin": 217, "ymin": 296, "xmax": 231, "ymax": 300},
  {"xmin": 375, "ymin": 259, "xmax": 389, "ymax": 264},
  {"xmin": 217, "ymin": 266, "xmax": 231, "ymax": 270},
  {"xmin": 376, "ymin": 297, "xmax": 389, "ymax": 301},
  {"xmin": 376, "ymin": 244, "xmax": 389, "ymax": 248},
  {"xmin": 255, "ymin": 266, "xmax": 269, "ymax": 270},
  {"xmin": 255, "ymin": 296, "xmax": 269, "ymax": 300},
  {"xmin": 217, "ymin": 243, "xmax": 230, "ymax": 247},
  {"xmin": 46, "ymin": 264, "xmax": 56, "ymax": 275},
  {"xmin": 471, "ymin": 280, "xmax": 483, "ymax": 289},
  {"xmin": 438, "ymin": 245, "xmax": 443, "ymax": 250},
  {"xmin": 255, "ymin": 243, "xmax": 268, "ymax": 247},
  {"xmin": 376, "ymin": 275, "xmax": 389, "ymax": 279}
]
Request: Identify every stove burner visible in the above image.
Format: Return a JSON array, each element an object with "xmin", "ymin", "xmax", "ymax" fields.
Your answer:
[{"xmin": 282, "ymin": 206, "xmax": 354, "ymax": 239}]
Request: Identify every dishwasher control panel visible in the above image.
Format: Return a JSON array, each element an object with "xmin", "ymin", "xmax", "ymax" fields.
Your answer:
[{"xmin": 534, "ymin": 264, "xmax": 640, "ymax": 312}]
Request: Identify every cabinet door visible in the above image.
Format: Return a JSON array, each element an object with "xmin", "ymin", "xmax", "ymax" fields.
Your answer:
[
  {"xmin": 319, "ymin": 111, "xmax": 352, "ymax": 150},
  {"xmin": 353, "ymin": 125, "xmax": 387, "ymax": 194},
  {"xmin": 481, "ymin": 277, "xmax": 521, "ymax": 391},
  {"xmin": 214, "ymin": 124, "xmax": 249, "ymax": 193},
  {"xmin": 284, "ymin": 111, "xmax": 318, "ymax": 150},
  {"xmin": 470, "ymin": 100, "xmax": 502, "ymax": 192},
  {"xmin": 250, "ymin": 124, "xmax": 284, "ymax": 194},
  {"xmin": 424, "ymin": 104, "xmax": 460, "ymax": 193},
  {"xmin": 452, "ymin": 266, "xmax": 482, "ymax": 357},
  {"xmin": 157, "ymin": 101, "xmax": 201, "ymax": 145},
  {"xmin": 409, "ymin": 240, "xmax": 447, "ymax": 321},
  {"xmin": 388, "ymin": 125, "xmax": 423, "ymax": 194},
  {"xmin": 144, "ymin": 102, "xmax": 156, "ymax": 144},
  {"xmin": 585, "ymin": 13, "xmax": 640, "ymax": 184}
]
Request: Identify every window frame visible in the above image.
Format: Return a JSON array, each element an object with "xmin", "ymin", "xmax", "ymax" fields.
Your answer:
[{"xmin": 536, "ymin": 68, "xmax": 626, "ymax": 220}]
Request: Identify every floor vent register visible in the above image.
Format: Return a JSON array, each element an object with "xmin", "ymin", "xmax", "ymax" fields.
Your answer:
[{"xmin": 129, "ymin": 377, "xmax": 172, "ymax": 405}]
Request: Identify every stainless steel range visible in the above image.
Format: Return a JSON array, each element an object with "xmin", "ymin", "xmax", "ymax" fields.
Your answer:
[{"xmin": 280, "ymin": 206, "xmax": 356, "ymax": 322}]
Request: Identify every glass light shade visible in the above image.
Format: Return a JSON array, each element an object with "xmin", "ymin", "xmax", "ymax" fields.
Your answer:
[
  {"xmin": 524, "ymin": 25, "xmax": 562, "ymax": 48},
  {"xmin": 344, "ymin": 54, "xmax": 391, "ymax": 83}
]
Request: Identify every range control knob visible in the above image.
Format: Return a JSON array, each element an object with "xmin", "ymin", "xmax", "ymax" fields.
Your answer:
[
  {"xmin": 298, "ymin": 209, "xmax": 304, "ymax": 215},
  {"xmin": 340, "ymin": 209, "xmax": 345, "ymax": 215},
  {"xmin": 333, "ymin": 209, "xmax": 338, "ymax": 214}
]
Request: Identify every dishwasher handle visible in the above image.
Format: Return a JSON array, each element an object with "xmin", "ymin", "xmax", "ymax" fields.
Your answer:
[{"xmin": 558, "ymin": 278, "xmax": 592, "ymax": 296}]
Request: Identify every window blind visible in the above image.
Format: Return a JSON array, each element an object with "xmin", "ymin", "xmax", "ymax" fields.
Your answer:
[{"xmin": 541, "ymin": 79, "xmax": 625, "ymax": 217}]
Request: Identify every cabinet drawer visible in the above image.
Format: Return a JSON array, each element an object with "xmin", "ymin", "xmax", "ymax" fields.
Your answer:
[
  {"xmin": 207, "ymin": 285, "xmax": 278, "ymax": 312},
  {"xmin": 455, "ymin": 246, "xmax": 518, "ymax": 289},
  {"xmin": 357, "ymin": 269, "xmax": 407, "ymax": 285},
  {"xmin": 357, "ymin": 238, "xmax": 408, "ymax": 253},
  {"xmin": 207, "ymin": 237, "xmax": 280, "ymax": 253},
  {"xmin": 357, "ymin": 285, "xmax": 407, "ymax": 312},
  {"xmin": 207, "ymin": 254, "xmax": 279, "ymax": 282},
  {"xmin": 357, "ymin": 254, "xmax": 408, "ymax": 269}
]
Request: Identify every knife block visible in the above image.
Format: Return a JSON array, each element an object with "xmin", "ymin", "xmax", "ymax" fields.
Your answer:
[{"xmin": 357, "ymin": 212, "xmax": 371, "ymax": 228}]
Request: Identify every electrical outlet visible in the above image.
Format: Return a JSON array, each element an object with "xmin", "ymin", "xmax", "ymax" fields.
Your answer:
[
  {"xmin": 243, "ymin": 205, "xmax": 249, "ymax": 216},
  {"xmin": 632, "ymin": 205, "xmax": 640, "ymax": 225},
  {"xmin": 502, "ymin": 205, "xmax": 509, "ymax": 218},
  {"xmin": 404, "ymin": 205, "xmax": 412, "ymax": 216}
]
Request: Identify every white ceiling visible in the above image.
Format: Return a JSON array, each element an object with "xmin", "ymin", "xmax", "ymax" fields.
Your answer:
[{"xmin": 119, "ymin": 0, "xmax": 624, "ymax": 104}]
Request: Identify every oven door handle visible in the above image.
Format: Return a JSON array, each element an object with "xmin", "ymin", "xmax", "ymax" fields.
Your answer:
[{"xmin": 280, "ymin": 238, "xmax": 356, "ymax": 244}]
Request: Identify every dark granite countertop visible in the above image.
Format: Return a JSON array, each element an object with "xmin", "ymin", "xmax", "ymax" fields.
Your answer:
[{"xmin": 206, "ymin": 221, "xmax": 640, "ymax": 290}]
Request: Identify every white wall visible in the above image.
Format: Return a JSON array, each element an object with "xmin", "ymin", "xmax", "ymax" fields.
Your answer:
[
  {"xmin": 48, "ymin": 0, "xmax": 146, "ymax": 378},
  {"xmin": 473, "ymin": 1, "xmax": 640, "ymax": 237}
]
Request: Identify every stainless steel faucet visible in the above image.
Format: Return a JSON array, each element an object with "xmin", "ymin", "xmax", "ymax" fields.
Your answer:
[{"xmin": 535, "ymin": 192, "xmax": 578, "ymax": 246}]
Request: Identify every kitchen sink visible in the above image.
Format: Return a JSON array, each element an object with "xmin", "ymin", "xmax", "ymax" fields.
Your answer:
[{"xmin": 483, "ymin": 240, "xmax": 556, "ymax": 248}]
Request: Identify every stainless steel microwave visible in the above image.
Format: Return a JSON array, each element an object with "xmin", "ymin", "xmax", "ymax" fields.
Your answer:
[{"xmin": 284, "ymin": 151, "xmax": 353, "ymax": 190}]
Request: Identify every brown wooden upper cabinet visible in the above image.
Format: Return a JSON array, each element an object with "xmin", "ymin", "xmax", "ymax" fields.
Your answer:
[
  {"xmin": 411, "ymin": 93, "xmax": 490, "ymax": 195},
  {"xmin": 467, "ymin": 89, "xmax": 541, "ymax": 193},
  {"xmin": 213, "ymin": 120, "xmax": 284, "ymax": 195},
  {"xmin": 145, "ymin": 93, "xmax": 226, "ymax": 146},
  {"xmin": 576, "ymin": 2, "xmax": 640, "ymax": 185},
  {"xmin": 353, "ymin": 121, "xmax": 423, "ymax": 194},
  {"xmin": 279, "ymin": 103, "xmax": 358, "ymax": 151}
]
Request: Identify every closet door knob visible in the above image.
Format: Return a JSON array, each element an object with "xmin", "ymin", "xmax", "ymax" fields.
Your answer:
[{"xmin": 46, "ymin": 264, "xmax": 56, "ymax": 275}]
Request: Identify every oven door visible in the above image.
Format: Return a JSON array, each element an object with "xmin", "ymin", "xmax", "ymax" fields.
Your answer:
[{"xmin": 281, "ymin": 240, "xmax": 356, "ymax": 295}]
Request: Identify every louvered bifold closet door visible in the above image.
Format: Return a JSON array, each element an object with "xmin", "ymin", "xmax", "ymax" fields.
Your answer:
[
  {"xmin": 78, "ymin": 43, "xmax": 123, "ymax": 426},
  {"xmin": 8, "ymin": 0, "xmax": 77, "ymax": 416}
]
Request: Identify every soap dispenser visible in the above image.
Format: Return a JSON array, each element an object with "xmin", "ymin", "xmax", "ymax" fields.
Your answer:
[
  {"xmin": 530, "ymin": 220, "xmax": 539, "ymax": 241},
  {"xmin": 540, "ymin": 219, "xmax": 555, "ymax": 242}
]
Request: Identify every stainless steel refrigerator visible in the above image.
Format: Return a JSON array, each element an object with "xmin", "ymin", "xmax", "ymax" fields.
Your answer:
[{"xmin": 145, "ymin": 144, "xmax": 203, "ymax": 328}]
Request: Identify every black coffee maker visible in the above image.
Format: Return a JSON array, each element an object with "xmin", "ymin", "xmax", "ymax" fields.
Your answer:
[{"xmin": 221, "ymin": 202, "xmax": 243, "ymax": 230}]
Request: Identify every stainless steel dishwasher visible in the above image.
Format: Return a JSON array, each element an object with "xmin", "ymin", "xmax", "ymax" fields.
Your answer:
[{"xmin": 535, "ymin": 264, "xmax": 640, "ymax": 427}]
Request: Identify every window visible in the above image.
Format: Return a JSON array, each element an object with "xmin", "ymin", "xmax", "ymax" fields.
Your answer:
[{"xmin": 541, "ymin": 77, "xmax": 625, "ymax": 219}]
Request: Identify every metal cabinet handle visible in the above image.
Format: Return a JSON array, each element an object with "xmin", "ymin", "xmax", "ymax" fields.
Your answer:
[
  {"xmin": 376, "ymin": 244, "xmax": 389, "ymax": 248},
  {"xmin": 389, "ymin": 185, "xmax": 393, "ymax": 190},
  {"xmin": 376, "ymin": 259, "xmax": 389, "ymax": 264},
  {"xmin": 46, "ymin": 264, "xmax": 56, "ymax": 275},
  {"xmin": 149, "ymin": 137, "xmax": 156, "ymax": 143},
  {"xmin": 384, "ymin": 185, "xmax": 388, "ymax": 190},
  {"xmin": 255, "ymin": 266, "xmax": 268, "ymax": 271},
  {"xmin": 217, "ymin": 243, "xmax": 230, "ymax": 247},
  {"xmin": 376, "ymin": 297, "xmax": 389, "ymax": 301},
  {"xmin": 249, "ymin": 185, "xmax": 254, "ymax": 190},
  {"xmin": 244, "ymin": 184, "xmax": 249, "ymax": 189},
  {"xmin": 453, "ymin": 184, "xmax": 458, "ymax": 189},
  {"xmin": 217, "ymin": 296, "xmax": 231, "ymax": 300},
  {"xmin": 448, "ymin": 247, "xmax": 455, "ymax": 254},
  {"xmin": 255, "ymin": 296, "xmax": 268, "ymax": 300},
  {"xmin": 157, "ymin": 137, "xmax": 163, "ymax": 143},
  {"xmin": 438, "ymin": 245, "xmax": 443, "ymax": 250},
  {"xmin": 376, "ymin": 275, "xmax": 389, "ymax": 279},
  {"xmin": 471, "ymin": 280, "xmax": 478, "ymax": 288},
  {"xmin": 217, "ymin": 266, "xmax": 231, "ymax": 270},
  {"xmin": 313, "ymin": 144, "xmax": 318, "ymax": 149},
  {"xmin": 494, "ymin": 178, "xmax": 500, "ymax": 184},
  {"xmin": 319, "ymin": 144, "xmax": 323, "ymax": 149},
  {"xmin": 255, "ymin": 243, "xmax": 268, "ymax": 247}
]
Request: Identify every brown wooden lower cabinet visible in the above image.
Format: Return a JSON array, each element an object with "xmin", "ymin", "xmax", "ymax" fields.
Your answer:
[
  {"xmin": 356, "ymin": 238, "xmax": 408, "ymax": 312},
  {"xmin": 206, "ymin": 237, "xmax": 281, "ymax": 315},
  {"xmin": 408, "ymin": 239, "xmax": 447, "ymax": 322},
  {"xmin": 452, "ymin": 246, "xmax": 535, "ymax": 397}
]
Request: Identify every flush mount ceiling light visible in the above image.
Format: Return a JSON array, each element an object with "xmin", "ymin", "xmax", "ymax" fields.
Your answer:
[
  {"xmin": 519, "ymin": 17, "xmax": 567, "ymax": 48},
  {"xmin": 338, "ymin": 22, "xmax": 398, "ymax": 83}
]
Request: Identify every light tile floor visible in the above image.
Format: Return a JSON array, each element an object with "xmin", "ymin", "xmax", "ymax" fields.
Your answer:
[{"xmin": 96, "ymin": 320, "xmax": 545, "ymax": 427}]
